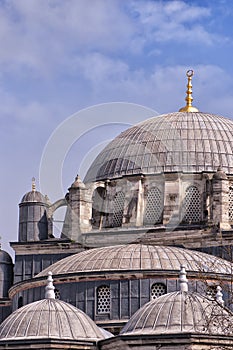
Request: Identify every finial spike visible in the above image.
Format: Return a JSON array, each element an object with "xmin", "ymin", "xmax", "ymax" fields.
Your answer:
[
  {"xmin": 216, "ymin": 285, "xmax": 224, "ymax": 306},
  {"xmin": 45, "ymin": 271, "xmax": 55, "ymax": 299},
  {"xmin": 179, "ymin": 265, "xmax": 188, "ymax": 292},
  {"xmin": 32, "ymin": 177, "xmax": 36, "ymax": 192},
  {"xmin": 179, "ymin": 70, "xmax": 199, "ymax": 112}
]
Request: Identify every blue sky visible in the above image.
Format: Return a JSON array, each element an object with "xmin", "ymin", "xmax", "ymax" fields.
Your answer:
[{"xmin": 1, "ymin": 0, "xmax": 233, "ymax": 255}]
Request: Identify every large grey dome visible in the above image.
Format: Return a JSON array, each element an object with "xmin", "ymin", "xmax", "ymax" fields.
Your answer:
[
  {"xmin": 121, "ymin": 291, "xmax": 233, "ymax": 335},
  {"xmin": 36, "ymin": 244, "xmax": 233, "ymax": 277},
  {"xmin": 0, "ymin": 298, "xmax": 105, "ymax": 341},
  {"xmin": 84, "ymin": 112, "xmax": 233, "ymax": 182}
]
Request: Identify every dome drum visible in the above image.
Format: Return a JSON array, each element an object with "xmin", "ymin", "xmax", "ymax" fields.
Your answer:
[{"xmin": 65, "ymin": 170, "xmax": 233, "ymax": 247}]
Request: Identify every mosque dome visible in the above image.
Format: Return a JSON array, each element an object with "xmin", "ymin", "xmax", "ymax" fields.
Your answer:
[
  {"xmin": 0, "ymin": 273, "xmax": 106, "ymax": 342},
  {"xmin": 121, "ymin": 290, "xmax": 233, "ymax": 336},
  {"xmin": 84, "ymin": 112, "xmax": 233, "ymax": 182},
  {"xmin": 121, "ymin": 267, "xmax": 233, "ymax": 336},
  {"xmin": 36, "ymin": 244, "xmax": 233, "ymax": 277},
  {"xmin": 85, "ymin": 71, "xmax": 233, "ymax": 182}
]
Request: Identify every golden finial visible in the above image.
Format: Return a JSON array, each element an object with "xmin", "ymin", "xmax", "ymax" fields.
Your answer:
[
  {"xmin": 179, "ymin": 70, "xmax": 199, "ymax": 112},
  {"xmin": 32, "ymin": 177, "xmax": 36, "ymax": 191}
]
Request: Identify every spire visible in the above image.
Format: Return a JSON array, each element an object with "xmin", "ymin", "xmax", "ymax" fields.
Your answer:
[
  {"xmin": 179, "ymin": 70, "xmax": 199, "ymax": 112},
  {"xmin": 32, "ymin": 177, "xmax": 36, "ymax": 192},
  {"xmin": 179, "ymin": 265, "xmax": 188, "ymax": 292},
  {"xmin": 45, "ymin": 271, "xmax": 55, "ymax": 299},
  {"xmin": 216, "ymin": 285, "xmax": 224, "ymax": 306}
]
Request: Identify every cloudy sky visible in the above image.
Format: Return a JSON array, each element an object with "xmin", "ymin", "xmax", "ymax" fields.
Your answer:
[{"xmin": 1, "ymin": 0, "xmax": 233, "ymax": 255}]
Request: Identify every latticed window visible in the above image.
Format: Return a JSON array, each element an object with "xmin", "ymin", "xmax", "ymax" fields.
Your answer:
[
  {"xmin": 206, "ymin": 285, "xmax": 216, "ymax": 300},
  {"xmin": 229, "ymin": 186, "xmax": 233, "ymax": 221},
  {"xmin": 112, "ymin": 191, "xmax": 125, "ymax": 227},
  {"xmin": 150, "ymin": 283, "xmax": 167, "ymax": 300},
  {"xmin": 97, "ymin": 285, "xmax": 111, "ymax": 314},
  {"xmin": 182, "ymin": 186, "xmax": 201, "ymax": 223},
  {"xmin": 54, "ymin": 288, "xmax": 60, "ymax": 299},
  {"xmin": 144, "ymin": 187, "xmax": 163, "ymax": 225}
]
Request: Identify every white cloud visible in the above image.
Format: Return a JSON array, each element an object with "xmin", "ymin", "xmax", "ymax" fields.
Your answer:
[
  {"xmin": 0, "ymin": 0, "xmax": 227, "ymax": 78},
  {"xmin": 129, "ymin": 0, "xmax": 226, "ymax": 45}
]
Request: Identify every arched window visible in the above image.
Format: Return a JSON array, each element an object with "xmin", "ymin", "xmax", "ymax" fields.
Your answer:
[
  {"xmin": 182, "ymin": 186, "xmax": 201, "ymax": 223},
  {"xmin": 150, "ymin": 283, "xmax": 167, "ymax": 300},
  {"xmin": 112, "ymin": 191, "xmax": 125, "ymax": 227},
  {"xmin": 18, "ymin": 296, "xmax": 23, "ymax": 309},
  {"xmin": 54, "ymin": 288, "xmax": 60, "ymax": 299},
  {"xmin": 97, "ymin": 285, "xmax": 111, "ymax": 314},
  {"xmin": 92, "ymin": 187, "xmax": 106, "ymax": 229},
  {"xmin": 229, "ymin": 186, "xmax": 233, "ymax": 222},
  {"xmin": 144, "ymin": 187, "xmax": 163, "ymax": 225}
]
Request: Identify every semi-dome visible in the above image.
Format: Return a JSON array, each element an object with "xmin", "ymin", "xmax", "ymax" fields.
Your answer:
[
  {"xmin": 84, "ymin": 112, "xmax": 233, "ymax": 182},
  {"xmin": 121, "ymin": 268, "xmax": 233, "ymax": 336},
  {"xmin": 36, "ymin": 244, "xmax": 233, "ymax": 277}
]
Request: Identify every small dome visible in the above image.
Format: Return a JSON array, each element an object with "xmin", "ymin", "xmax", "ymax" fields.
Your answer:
[
  {"xmin": 121, "ymin": 291, "xmax": 233, "ymax": 336},
  {"xmin": 20, "ymin": 190, "xmax": 46, "ymax": 203},
  {"xmin": 0, "ymin": 298, "xmax": 105, "ymax": 341},
  {"xmin": 84, "ymin": 112, "xmax": 233, "ymax": 182},
  {"xmin": 0, "ymin": 250, "xmax": 13, "ymax": 265},
  {"xmin": 36, "ymin": 244, "xmax": 233, "ymax": 277}
]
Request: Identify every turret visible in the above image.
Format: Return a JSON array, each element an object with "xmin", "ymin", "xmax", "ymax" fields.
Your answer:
[{"xmin": 18, "ymin": 178, "xmax": 49, "ymax": 241}]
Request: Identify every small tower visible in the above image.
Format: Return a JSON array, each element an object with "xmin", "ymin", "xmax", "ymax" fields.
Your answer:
[
  {"xmin": 18, "ymin": 178, "xmax": 49, "ymax": 241},
  {"xmin": 62, "ymin": 175, "xmax": 92, "ymax": 241}
]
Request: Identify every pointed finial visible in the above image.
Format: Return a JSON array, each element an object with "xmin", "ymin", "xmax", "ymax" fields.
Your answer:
[
  {"xmin": 32, "ymin": 177, "xmax": 36, "ymax": 192},
  {"xmin": 216, "ymin": 285, "xmax": 224, "ymax": 306},
  {"xmin": 179, "ymin": 265, "xmax": 188, "ymax": 292},
  {"xmin": 179, "ymin": 70, "xmax": 199, "ymax": 112},
  {"xmin": 45, "ymin": 271, "xmax": 55, "ymax": 299}
]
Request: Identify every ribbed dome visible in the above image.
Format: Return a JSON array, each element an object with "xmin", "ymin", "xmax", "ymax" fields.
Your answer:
[
  {"xmin": 84, "ymin": 112, "xmax": 233, "ymax": 182},
  {"xmin": 21, "ymin": 190, "xmax": 46, "ymax": 203},
  {"xmin": 121, "ymin": 291, "xmax": 233, "ymax": 335},
  {"xmin": 0, "ymin": 298, "xmax": 105, "ymax": 341},
  {"xmin": 36, "ymin": 244, "xmax": 233, "ymax": 277}
]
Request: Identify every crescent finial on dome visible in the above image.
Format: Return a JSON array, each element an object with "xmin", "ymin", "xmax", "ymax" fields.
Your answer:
[
  {"xmin": 179, "ymin": 70, "xmax": 199, "ymax": 112},
  {"xmin": 31, "ymin": 177, "xmax": 36, "ymax": 192}
]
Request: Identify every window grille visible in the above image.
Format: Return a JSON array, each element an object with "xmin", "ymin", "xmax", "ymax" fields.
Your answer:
[
  {"xmin": 97, "ymin": 285, "xmax": 111, "ymax": 314},
  {"xmin": 206, "ymin": 285, "xmax": 216, "ymax": 300},
  {"xmin": 144, "ymin": 187, "xmax": 163, "ymax": 225},
  {"xmin": 150, "ymin": 283, "xmax": 166, "ymax": 300},
  {"xmin": 54, "ymin": 288, "xmax": 60, "ymax": 299},
  {"xmin": 182, "ymin": 186, "xmax": 201, "ymax": 223},
  {"xmin": 229, "ymin": 186, "xmax": 233, "ymax": 221},
  {"xmin": 112, "ymin": 191, "xmax": 125, "ymax": 227}
]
